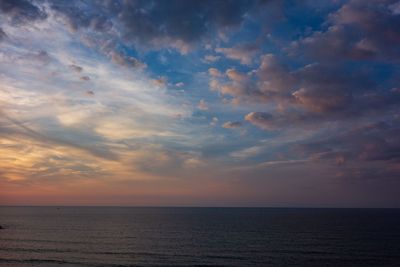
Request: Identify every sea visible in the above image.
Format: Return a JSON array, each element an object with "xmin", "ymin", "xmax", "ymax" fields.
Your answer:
[{"xmin": 0, "ymin": 207, "xmax": 399, "ymax": 266}]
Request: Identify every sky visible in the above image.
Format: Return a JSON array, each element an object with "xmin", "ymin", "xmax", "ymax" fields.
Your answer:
[{"xmin": 0, "ymin": 0, "xmax": 399, "ymax": 207}]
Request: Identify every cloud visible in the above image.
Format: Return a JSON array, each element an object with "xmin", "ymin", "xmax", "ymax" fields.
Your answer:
[
  {"xmin": 0, "ymin": 111, "xmax": 118, "ymax": 162},
  {"xmin": 152, "ymin": 77, "xmax": 167, "ymax": 87},
  {"xmin": 209, "ymin": 67, "xmax": 255, "ymax": 100},
  {"xmin": 226, "ymin": 69, "xmax": 248, "ymax": 83},
  {"xmin": 25, "ymin": 50, "xmax": 52, "ymax": 65},
  {"xmin": 69, "ymin": 64, "xmax": 83, "ymax": 73},
  {"xmin": 0, "ymin": 0, "xmax": 47, "ymax": 25},
  {"xmin": 296, "ymin": 120, "xmax": 400, "ymax": 164},
  {"xmin": 293, "ymin": 0, "xmax": 400, "ymax": 62},
  {"xmin": 0, "ymin": 28, "xmax": 6, "ymax": 41},
  {"xmin": 256, "ymin": 54, "xmax": 295, "ymax": 95},
  {"xmin": 109, "ymin": 51, "xmax": 147, "ymax": 69},
  {"xmin": 209, "ymin": 54, "xmax": 293, "ymax": 103},
  {"xmin": 222, "ymin": 121, "xmax": 242, "ymax": 129},
  {"xmin": 230, "ymin": 145, "xmax": 263, "ymax": 159},
  {"xmin": 0, "ymin": 14, "xmax": 200, "ymax": 186},
  {"xmin": 208, "ymin": 67, "xmax": 222, "ymax": 77},
  {"xmin": 245, "ymin": 112, "xmax": 277, "ymax": 131},
  {"xmin": 291, "ymin": 63, "xmax": 357, "ymax": 113},
  {"xmin": 210, "ymin": 117, "xmax": 219, "ymax": 127},
  {"xmin": 86, "ymin": 90, "xmax": 94, "ymax": 96},
  {"xmin": 49, "ymin": 0, "xmax": 257, "ymax": 53},
  {"xmin": 210, "ymin": 51, "xmax": 395, "ymax": 126},
  {"xmin": 279, "ymin": 118, "xmax": 400, "ymax": 185},
  {"xmin": 257, "ymin": 159, "xmax": 309, "ymax": 167},
  {"xmin": 114, "ymin": 0, "xmax": 252, "ymax": 52},
  {"xmin": 216, "ymin": 42, "xmax": 260, "ymax": 65},
  {"xmin": 49, "ymin": 1, "xmax": 112, "ymax": 33},
  {"xmin": 203, "ymin": 55, "xmax": 221, "ymax": 63},
  {"xmin": 390, "ymin": 1, "xmax": 400, "ymax": 14},
  {"xmin": 197, "ymin": 99, "xmax": 208, "ymax": 110},
  {"xmin": 1, "ymin": 0, "xmax": 400, "ymax": 206}
]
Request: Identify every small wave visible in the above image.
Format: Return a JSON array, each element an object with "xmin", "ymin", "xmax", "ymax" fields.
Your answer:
[
  {"xmin": 0, "ymin": 258, "xmax": 146, "ymax": 267},
  {"xmin": 0, "ymin": 247, "xmax": 77, "ymax": 253},
  {"xmin": 204, "ymin": 254, "xmax": 248, "ymax": 261},
  {"xmin": 0, "ymin": 258, "xmax": 81, "ymax": 265}
]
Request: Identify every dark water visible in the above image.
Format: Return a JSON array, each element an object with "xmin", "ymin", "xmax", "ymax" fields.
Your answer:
[{"xmin": 0, "ymin": 207, "xmax": 400, "ymax": 266}]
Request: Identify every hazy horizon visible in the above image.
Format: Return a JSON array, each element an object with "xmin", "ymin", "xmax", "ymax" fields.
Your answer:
[{"xmin": 1, "ymin": 205, "xmax": 400, "ymax": 209}]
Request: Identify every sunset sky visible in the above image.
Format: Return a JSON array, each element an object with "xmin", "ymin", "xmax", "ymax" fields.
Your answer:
[{"xmin": 0, "ymin": 0, "xmax": 399, "ymax": 207}]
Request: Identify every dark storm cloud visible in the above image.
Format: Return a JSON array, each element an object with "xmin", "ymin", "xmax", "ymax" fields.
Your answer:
[{"xmin": 0, "ymin": 0, "xmax": 47, "ymax": 24}]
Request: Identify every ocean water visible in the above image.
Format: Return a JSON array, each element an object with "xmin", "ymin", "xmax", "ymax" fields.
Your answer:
[{"xmin": 0, "ymin": 207, "xmax": 399, "ymax": 266}]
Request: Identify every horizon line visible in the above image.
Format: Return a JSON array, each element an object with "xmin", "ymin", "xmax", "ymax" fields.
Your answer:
[{"xmin": 1, "ymin": 205, "xmax": 399, "ymax": 209}]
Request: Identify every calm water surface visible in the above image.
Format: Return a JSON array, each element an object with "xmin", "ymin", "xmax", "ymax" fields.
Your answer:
[{"xmin": 0, "ymin": 207, "xmax": 399, "ymax": 266}]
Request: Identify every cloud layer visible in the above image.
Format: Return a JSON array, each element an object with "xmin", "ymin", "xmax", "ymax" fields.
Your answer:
[{"xmin": 0, "ymin": 0, "xmax": 399, "ymax": 207}]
